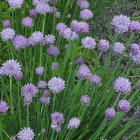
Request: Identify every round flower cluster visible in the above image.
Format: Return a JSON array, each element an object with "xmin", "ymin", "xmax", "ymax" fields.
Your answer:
[
  {"xmin": 0, "ymin": 101, "xmax": 8, "ymax": 114},
  {"xmin": 22, "ymin": 17, "xmax": 33, "ymax": 28},
  {"xmin": 67, "ymin": 117, "xmax": 80, "ymax": 129},
  {"xmin": 48, "ymin": 77, "xmax": 65, "ymax": 94},
  {"xmin": 45, "ymin": 34, "xmax": 56, "ymax": 44},
  {"xmin": 47, "ymin": 46, "xmax": 59, "ymax": 56},
  {"xmin": 80, "ymin": 95, "xmax": 90, "ymax": 106},
  {"xmin": 3, "ymin": 20, "xmax": 10, "ymax": 29},
  {"xmin": 39, "ymin": 90, "xmax": 50, "ymax": 105},
  {"xmin": 35, "ymin": 66, "xmax": 44, "ymax": 76},
  {"xmin": 130, "ymin": 43, "xmax": 139, "ymax": 55},
  {"xmin": 88, "ymin": 74, "xmax": 101, "ymax": 86},
  {"xmin": 130, "ymin": 51, "xmax": 140, "ymax": 64},
  {"xmin": 77, "ymin": 0, "xmax": 89, "ymax": 9},
  {"xmin": 129, "ymin": 21, "xmax": 140, "ymax": 33},
  {"xmin": 79, "ymin": 9, "xmax": 93, "ymax": 20},
  {"xmin": 98, "ymin": 39, "xmax": 110, "ymax": 52},
  {"xmin": 51, "ymin": 63, "xmax": 58, "ymax": 70},
  {"xmin": 29, "ymin": 9, "xmax": 38, "ymax": 17},
  {"xmin": 76, "ymin": 57, "xmax": 84, "ymax": 65},
  {"xmin": 8, "ymin": 0, "xmax": 24, "ymax": 9},
  {"xmin": 105, "ymin": 108, "xmax": 115, "ymax": 120},
  {"xmin": 117, "ymin": 99, "xmax": 130, "ymax": 112},
  {"xmin": 113, "ymin": 42, "xmax": 125, "ymax": 55},
  {"xmin": 37, "ymin": 80, "xmax": 47, "ymax": 89}
]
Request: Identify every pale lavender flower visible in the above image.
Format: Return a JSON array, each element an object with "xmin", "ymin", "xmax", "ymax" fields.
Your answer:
[
  {"xmin": 1, "ymin": 28, "xmax": 15, "ymax": 41},
  {"xmin": 114, "ymin": 77, "xmax": 131, "ymax": 93},
  {"xmin": 76, "ymin": 57, "xmax": 84, "ymax": 65},
  {"xmin": 22, "ymin": 17, "xmax": 33, "ymax": 28},
  {"xmin": 98, "ymin": 39, "xmax": 110, "ymax": 52},
  {"xmin": 66, "ymin": 14, "xmax": 71, "ymax": 19},
  {"xmin": 17, "ymin": 127, "xmax": 35, "ymax": 140},
  {"xmin": 48, "ymin": 77, "xmax": 65, "ymax": 94},
  {"xmin": 41, "ymin": 129, "xmax": 46, "ymax": 134},
  {"xmin": 105, "ymin": 108, "xmax": 115, "ymax": 120},
  {"xmin": 111, "ymin": 15, "xmax": 130, "ymax": 34},
  {"xmin": 51, "ymin": 63, "xmax": 58, "ymax": 70},
  {"xmin": 50, "ymin": 0, "xmax": 58, "ymax": 3},
  {"xmin": 12, "ymin": 35, "xmax": 28, "ymax": 50},
  {"xmin": 21, "ymin": 83, "xmax": 38, "ymax": 97},
  {"xmin": 37, "ymin": 80, "xmax": 47, "ymax": 89},
  {"xmin": 55, "ymin": 12, "xmax": 61, "ymax": 19},
  {"xmin": 113, "ymin": 42, "xmax": 125, "ymax": 55},
  {"xmin": 130, "ymin": 43, "xmax": 139, "ymax": 55},
  {"xmin": 31, "ymin": 31, "xmax": 43, "ymax": 44},
  {"xmin": 1, "ymin": 60, "xmax": 21, "ymax": 76},
  {"xmin": 81, "ymin": 37, "xmax": 96, "ymax": 50},
  {"xmin": 45, "ymin": 34, "xmax": 56, "ymax": 44},
  {"xmin": 29, "ymin": 9, "xmax": 38, "ymax": 17},
  {"xmin": 88, "ymin": 75, "xmax": 101, "ymax": 86},
  {"xmin": 77, "ymin": 0, "xmax": 89, "ymax": 9},
  {"xmin": 10, "ymin": 137, "xmax": 16, "ymax": 140},
  {"xmin": 51, "ymin": 112, "xmax": 64, "ymax": 124},
  {"xmin": 23, "ymin": 95, "xmax": 33, "ymax": 106},
  {"xmin": 3, "ymin": 20, "xmax": 10, "ymax": 28},
  {"xmin": 40, "ymin": 97, "xmax": 50, "ymax": 105},
  {"xmin": 47, "ymin": 46, "xmax": 59, "ymax": 56},
  {"xmin": 0, "ymin": 101, "xmax": 8, "ymax": 114},
  {"xmin": 130, "ymin": 51, "xmax": 140, "ymax": 64},
  {"xmin": 80, "ymin": 9, "xmax": 93, "ymax": 20},
  {"xmin": 129, "ymin": 21, "xmax": 140, "ymax": 33},
  {"xmin": 56, "ymin": 23, "xmax": 67, "ymax": 33},
  {"xmin": 35, "ymin": 66, "xmax": 44, "ymax": 76},
  {"xmin": 76, "ymin": 64, "xmax": 91, "ymax": 79},
  {"xmin": 117, "ymin": 99, "xmax": 130, "ymax": 113},
  {"xmin": 14, "ymin": 71, "xmax": 23, "ymax": 81},
  {"xmin": 80, "ymin": 95, "xmax": 90, "ymax": 106},
  {"xmin": 67, "ymin": 117, "xmax": 80, "ymax": 129},
  {"xmin": 8, "ymin": 0, "xmax": 24, "ymax": 9}
]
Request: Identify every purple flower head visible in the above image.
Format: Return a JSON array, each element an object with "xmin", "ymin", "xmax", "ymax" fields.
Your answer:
[
  {"xmin": 80, "ymin": 9, "xmax": 93, "ymax": 20},
  {"xmin": 63, "ymin": 28, "xmax": 78, "ymax": 41},
  {"xmin": 51, "ymin": 112, "xmax": 64, "ymax": 124},
  {"xmin": 41, "ymin": 129, "xmax": 46, "ymax": 134},
  {"xmin": 113, "ymin": 42, "xmax": 125, "ymax": 55},
  {"xmin": 136, "ymin": 82, "xmax": 140, "ymax": 89},
  {"xmin": 23, "ymin": 95, "xmax": 33, "ymax": 106},
  {"xmin": 40, "ymin": 97, "xmax": 50, "ymax": 105},
  {"xmin": 0, "ymin": 101, "xmax": 8, "ymax": 114},
  {"xmin": 50, "ymin": 0, "xmax": 58, "ymax": 4},
  {"xmin": 88, "ymin": 74, "xmax": 101, "ymax": 86},
  {"xmin": 50, "ymin": 6, "xmax": 57, "ymax": 13},
  {"xmin": 29, "ymin": 9, "xmax": 38, "ymax": 17},
  {"xmin": 67, "ymin": 117, "xmax": 80, "ymax": 129},
  {"xmin": 17, "ymin": 127, "xmax": 35, "ymax": 140},
  {"xmin": 48, "ymin": 77, "xmax": 65, "ymax": 94},
  {"xmin": 47, "ymin": 46, "xmax": 59, "ymax": 56},
  {"xmin": 66, "ymin": 14, "xmax": 71, "ymax": 19},
  {"xmin": 117, "ymin": 99, "xmax": 130, "ymax": 113},
  {"xmin": 43, "ymin": 90, "xmax": 50, "ymax": 98},
  {"xmin": 35, "ymin": 66, "xmax": 44, "ymax": 76},
  {"xmin": 114, "ymin": 77, "xmax": 131, "ymax": 93},
  {"xmin": 12, "ymin": 35, "xmax": 28, "ymax": 50},
  {"xmin": 130, "ymin": 43, "xmax": 139, "ymax": 55},
  {"xmin": 76, "ymin": 57, "xmax": 84, "ymax": 65},
  {"xmin": 10, "ymin": 137, "xmax": 16, "ymax": 140},
  {"xmin": 55, "ymin": 12, "xmax": 61, "ymax": 19},
  {"xmin": 1, "ymin": 28, "xmax": 15, "ymax": 41},
  {"xmin": 130, "ymin": 51, "xmax": 140, "ymax": 64},
  {"xmin": 71, "ymin": 20, "xmax": 89, "ymax": 34},
  {"xmin": 111, "ymin": 15, "xmax": 130, "ymax": 34},
  {"xmin": 37, "ymin": 80, "xmax": 47, "ymax": 89},
  {"xmin": 1, "ymin": 60, "xmax": 21, "ymax": 76},
  {"xmin": 14, "ymin": 71, "xmax": 23, "ymax": 81},
  {"xmin": 31, "ymin": 31, "xmax": 43, "ymax": 45},
  {"xmin": 137, "ymin": 106, "xmax": 140, "ymax": 119},
  {"xmin": 105, "ymin": 108, "xmax": 115, "ymax": 120},
  {"xmin": 81, "ymin": 37, "xmax": 96, "ymax": 50},
  {"xmin": 22, "ymin": 17, "xmax": 33, "ymax": 28},
  {"xmin": 51, "ymin": 63, "xmax": 58, "ymax": 70},
  {"xmin": 8, "ymin": 0, "xmax": 24, "ymax": 9},
  {"xmin": 129, "ymin": 21, "xmax": 140, "ymax": 33},
  {"xmin": 80, "ymin": 95, "xmax": 90, "ymax": 106},
  {"xmin": 35, "ymin": 2, "xmax": 51, "ymax": 14},
  {"xmin": 45, "ymin": 34, "xmax": 56, "ymax": 44},
  {"xmin": 77, "ymin": 0, "xmax": 89, "ymax": 9},
  {"xmin": 98, "ymin": 39, "xmax": 110, "ymax": 52},
  {"xmin": 21, "ymin": 83, "xmax": 38, "ymax": 97},
  {"xmin": 76, "ymin": 64, "xmax": 91, "ymax": 79},
  {"xmin": 56, "ymin": 23, "xmax": 67, "ymax": 33},
  {"xmin": 3, "ymin": 20, "xmax": 10, "ymax": 29}
]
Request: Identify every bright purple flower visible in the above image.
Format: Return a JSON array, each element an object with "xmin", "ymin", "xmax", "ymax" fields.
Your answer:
[
  {"xmin": 55, "ymin": 12, "xmax": 61, "ymax": 19},
  {"xmin": 88, "ymin": 75, "xmax": 101, "ymax": 86},
  {"xmin": 80, "ymin": 9, "xmax": 93, "ymax": 20},
  {"xmin": 76, "ymin": 57, "xmax": 84, "ymax": 65},
  {"xmin": 40, "ymin": 97, "xmax": 50, "ymax": 105},
  {"xmin": 67, "ymin": 117, "xmax": 80, "ymax": 129},
  {"xmin": 105, "ymin": 108, "xmax": 115, "ymax": 120},
  {"xmin": 48, "ymin": 77, "xmax": 65, "ymax": 94},
  {"xmin": 14, "ymin": 71, "xmax": 23, "ymax": 81},
  {"xmin": 0, "ymin": 101, "xmax": 8, "ymax": 114},
  {"xmin": 47, "ymin": 46, "xmax": 59, "ymax": 56},
  {"xmin": 130, "ymin": 43, "xmax": 139, "ymax": 55},
  {"xmin": 35, "ymin": 66, "xmax": 44, "ymax": 76},
  {"xmin": 31, "ymin": 31, "xmax": 43, "ymax": 44},
  {"xmin": 51, "ymin": 63, "xmax": 58, "ymax": 70},
  {"xmin": 98, "ymin": 39, "xmax": 110, "ymax": 52},
  {"xmin": 129, "ymin": 21, "xmax": 140, "ymax": 33},
  {"xmin": 130, "ymin": 51, "xmax": 140, "ymax": 64},
  {"xmin": 22, "ymin": 17, "xmax": 33, "ymax": 28},
  {"xmin": 21, "ymin": 83, "xmax": 38, "ymax": 97},
  {"xmin": 113, "ymin": 42, "xmax": 125, "ymax": 55},
  {"xmin": 37, "ymin": 80, "xmax": 47, "ymax": 89},
  {"xmin": 17, "ymin": 127, "xmax": 35, "ymax": 140},
  {"xmin": 1, "ymin": 28, "xmax": 15, "ymax": 41},
  {"xmin": 136, "ymin": 82, "xmax": 140, "ymax": 89},
  {"xmin": 51, "ymin": 112, "xmax": 64, "ymax": 124},
  {"xmin": 29, "ymin": 9, "xmax": 38, "ymax": 17},
  {"xmin": 111, "ymin": 15, "xmax": 130, "ymax": 34},
  {"xmin": 81, "ymin": 37, "xmax": 96, "ymax": 50},
  {"xmin": 8, "ymin": 0, "xmax": 24, "ymax": 9},
  {"xmin": 42, "ymin": 90, "xmax": 50, "ymax": 98},
  {"xmin": 114, "ymin": 77, "xmax": 131, "ymax": 93},
  {"xmin": 1, "ymin": 60, "xmax": 21, "ymax": 76},
  {"xmin": 12, "ymin": 35, "xmax": 28, "ymax": 50},
  {"xmin": 41, "ymin": 129, "xmax": 46, "ymax": 134},
  {"xmin": 3, "ymin": 20, "xmax": 10, "ymax": 29},
  {"xmin": 77, "ymin": 0, "xmax": 89, "ymax": 9},
  {"xmin": 80, "ymin": 95, "xmax": 90, "ymax": 106},
  {"xmin": 45, "ymin": 34, "xmax": 56, "ymax": 44},
  {"xmin": 117, "ymin": 99, "xmax": 130, "ymax": 113},
  {"xmin": 76, "ymin": 64, "xmax": 91, "ymax": 79}
]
